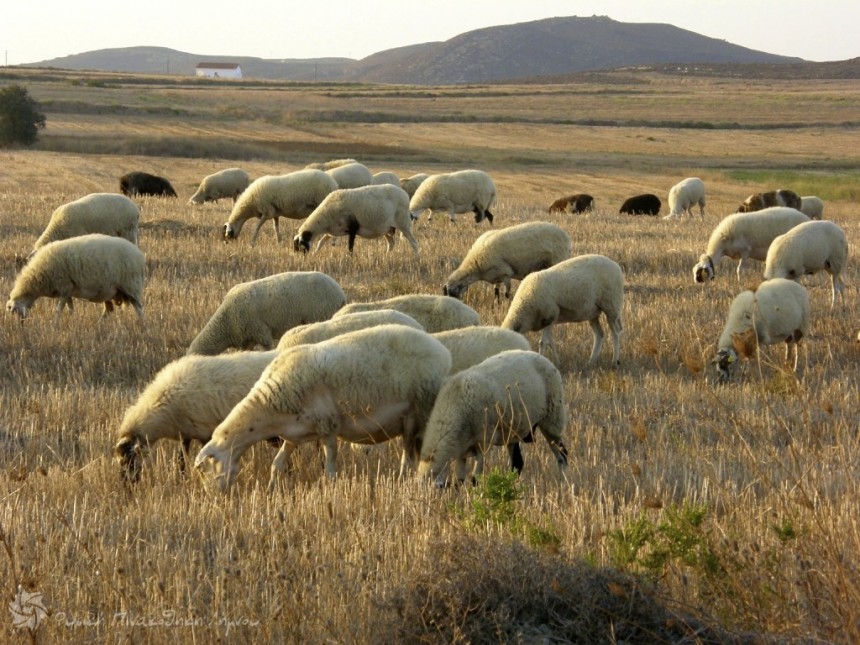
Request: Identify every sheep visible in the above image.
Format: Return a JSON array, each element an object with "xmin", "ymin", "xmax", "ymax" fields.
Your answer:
[
  {"xmin": 442, "ymin": 221, "xmax": 572, "ymax": 301},
  {"xmin": 334, "ymin": 294, "xmax": 480, "ymax": 333},
  {"xmin": 409, "ymin": 169, "xmax": 496, "ymax": 225},
  {"xmin": 501, "ymin": 254, "xmax": 624, "ymax": 366},
  {"xmin": 119, "ymin": 171, "xmax": 177, "ymax": 198},
  {"xmin": 277, "ymin": 310, "xmax": 424, "ymax": 350},
  {"xmin": 114, "ymin": 350, "xmax": 279, "ymax": 483},
  {"xmin": 432, "ymin": 326, "xmax": 532, "ymax": 375},
  {"xmin": 712, "ymin": 279, "xmax": 810, "ymax": 383},
  {"xmin": 692, "ymin": 207, "xmax": 811, "ymax": 283},
  {"xmin": 305, "ymin": 158, "xmax": 358, "ymax": 171},
  {"xmin": 763, "ymin": 220, "xmax": 849, "ymax": 308},
  {"xmin": 223, "ymin": 170, "xmax": 337, "ymax": 246},
  {"xmin": 665, "ymin": 177, "xmax": 706, "ymax": 219},
  {"xmin": 371, "ymin": 171, "xmax": 401, "ymax": 187},
  {"xmin": 7, "ymin": 234, "xmax": 145, "ymax": 322},
  {"xmin": 193, "ymin": 325, "xmax": 453, "ymax": 491},
  {"xmin": 619, "ymin": 193, "xmax": 661, "ymax": 216},
  {"xmin": 737, "ymin": 189, "xmax": 802, "ymax": 213},
  {"xmin": 417, "ymin": 350, "xmax": 568, "ymax": 487},
  {"xmin": 325, "ymin": 162, "xmax": 373, "ymax": 189},
  {"xmin": 400, "ymin": 173, "xmax": 429, "ymax": 198},
  {"xmin": 548, "ymin": 193, "xmax": 594, "ymax": 214},
  {"xmin": 293, "ymin": 184, "xmax": 419, "ymax": 255},
  {"xmin": 188, "ymin": 167, "xmax": 251, "ymax": 205},
  {"xmin": 187, "ymin": 271, "xmax": 346, "ymax": 355},
  {"xmin": 800, "ymin": 196, "xmax": 824, "ymax": 220},
  {"xmin": 30, "ymin": 193, "xmax": 140, "ymax": 256}
]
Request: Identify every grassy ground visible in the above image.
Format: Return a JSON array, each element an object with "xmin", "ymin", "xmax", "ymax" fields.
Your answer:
[{"xmin": 0, "ymin": 68, "xmax": 858, "ymax": 643}]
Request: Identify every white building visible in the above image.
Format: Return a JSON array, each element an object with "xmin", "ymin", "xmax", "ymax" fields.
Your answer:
[{"xmin": 195, "ymin": 63, "xmax": 242, "ymax": 79}]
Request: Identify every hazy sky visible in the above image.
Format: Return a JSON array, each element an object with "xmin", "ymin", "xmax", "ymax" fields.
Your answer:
[{"xmin": 3, "ymin": 1, "xmax": 858, "ymax": 66}]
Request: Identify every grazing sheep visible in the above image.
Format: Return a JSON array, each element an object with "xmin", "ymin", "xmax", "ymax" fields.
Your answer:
[
  {"xmin": 400, "ymin": 173, "xmax": 429, "ymax": 197},
  {"xmin": 277, "ymin": 310, "xmax": 424, "ymax": 350},
  {"xmin": 115, "ymin": 350, "xmax": 279, "ymax": 483},
  {"xmin": 692, "ymin": 207, "xmax": 810, "ymax": 283},
  {"xmin": 417, "ymin": 350, "xmax": 568, "ymax": 486},
  {"xmin": 371, "ymin": 171, "xmax": 401, "ymax": 186},
  {"xmin": 7, "ymin": 234, "xmax": 145, "ymax": 322},
  {"xmin": 712, "ymin": 279, "xmax": 810, "ymax": 382},
  {"xmin": 800, "ymin": 196, "xmax": 824, "ymax": 220},
  {"xmin": 223, "ymin": 170, "xmax": 337, "ymax": 246},
  {"xmin": 325, "ymin": 162, "xmax": 373, "ymax": 189},
  {"xmin": 737, "ymin": 189, "xmax": 802, "ymax": 213},
  {"xmin": 432, "ymin": 326, "xmax": 531, "ymax": 375},
  {"xmin": 409, "ymin": 169, "xmax": 496, "ymax": 224},
  {"xmin": 334, "ymin": 294, "xmax": 480, "ymax": 333},
  {"xmin": 665, "ymin": 177, "xmax": 706, "ymax": 219},
  {"xmin": 194, "ymin": 325, "xmax": 453, "ymax": 491},
  {"xmin": 31, "ymin": 193, "xmax": 140, "ymax": 256},
  {"xmin": 548, "ymin": 193, "xmax": 594, "ymax": 214},
  {"xmin": 619, "ymin": 193, "xmax": 661, "ymax": 216},
  {"xmin": 120, "ymin": 171, "xmax": 177, "ymax": 198},
  {"xmin": 293, "ymin": 184, "xmax": 419, "ymax": 255},
  {"xmin": 502, "ymin": 254, "xmax": 624, "ymax": 366},
  {"xmin": 305, "ymin": 158, "xmax": 359, "ymax": 171},
  {"xmin": 189, "ymin": 167, "xmax": 251, "ymax": 205},
  {"xmin": 443, "ymin": 222, "xmax": 572, "ymax": 301},
  {"xmin": 187, "ymin": 271, "xmax": 346, "ymax": 355},
  {"xmin": 763, "ymin": 220, "xmax": 849, "ymax": 307}
]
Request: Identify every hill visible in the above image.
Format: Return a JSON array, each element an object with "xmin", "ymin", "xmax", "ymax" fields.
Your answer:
[{"xmin": 25, "ymin": 15, "xmax": 804, "ymax": 84}]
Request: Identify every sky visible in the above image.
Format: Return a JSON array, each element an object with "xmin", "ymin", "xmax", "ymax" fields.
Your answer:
[{"xmin": 3, "ymin": 1, "xmax": 859, "ymax": 66}]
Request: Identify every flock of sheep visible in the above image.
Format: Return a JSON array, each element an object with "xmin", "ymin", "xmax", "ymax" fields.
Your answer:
[{"xmin": 4, "ymin": 161, "xmax": 852, "ymax": 491}]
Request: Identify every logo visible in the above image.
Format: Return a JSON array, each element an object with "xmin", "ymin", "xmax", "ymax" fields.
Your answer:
[{"xmin": 9, "ymin": 586, "xmax": 48, "ymax": 631}]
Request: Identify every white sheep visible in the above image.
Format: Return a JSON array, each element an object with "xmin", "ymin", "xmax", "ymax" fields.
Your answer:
[
  {"xmin": 409, "ymin": 169, "xmax": 496, "ymax": 224},
  {"xmin": 31, "ymin": 193, "xmax": 140, "ymax": 256},
  {"xmin": 305, "ymin": 158, "xmax": 358, "ymax": 171},
  {"xmin": 188, "ymin": 167, "xmax": 251, "ymax": 205},
  {"xmin": 432, "ymin": 326, "xmax": 531, "ymax": 375},
  {"xmin": 800, "ymin": 196, "xmax": 824, "ymax": 220},
  {"xmin": 7, "ymin": 234, "xmax": 145, "ymax": 322},
  {"xmin": 371, "ymin": 171, "xmax": 401, "ymax": 186},
  {"xmin": 399, "ymin": 173, "xmax": 429, "ymax": 198},
  {"xmin": 115, "ymin": 350, "xmax": 279, "ymax": 482},
  {"xmin": 277, "ymin": 310, "xmax": 424, "ymax": 350},
  {"xmin": 325, "ymin": 162, "xmax": 373, "ymax": 189},
  {"xmin": 501, "ymin": 254, "xmax": 624, "ymax": 366},
  {"xmin": 334, "ymin": 294, "xmax": 480, "ymax": 333},
  {"xmin": 692, "ymin": 207, "xmax": 811, "ymax": 283},
  {"xmin": 223, "ymin": 170, "xmax": 338, "ymax": 246},
  {"xmin": 443, "ymin": 221, "xmax": 571, "ymax": 301},
  {"xmin": 193, "ymin": 325, "xmax": 453, "ymax": 491},
  {"xmin": 293, "ymin": 184, "xmax": 419, "ymax": 255},
  {"xmin": 417, "ymin": 349, "xmax": 568, "ymax": 486},
  {"xmin": 712, "ymin": 279, "xmax": 810, "ymax": 382},
  {"xmin": 664, "ymin": 177, "xmax": 706, "ymax": 219},
  {"xmin": 763, "ymin": 220, "xmax": 849, "ymax": 307},
  {"xmin": 187, "ymin": 271, "xmax": 346, "ymax": 355}
]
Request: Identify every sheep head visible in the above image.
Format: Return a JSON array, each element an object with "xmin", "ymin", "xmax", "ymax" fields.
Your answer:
[
  {"xmin": 293, "ymin": 232, "xmax": 312, "ymax": 253},
  {"xmin": 114, "ymin": 437, "xmax": 143, "ymax": 484},
  {"xmin": 693, "ymin": 256, "xmax": 715, "ymax": 283},
  {"xmin": 6, "ymin": 298, "xmax": 30, "ymax": 319},
  {"xmin": 222, "ymin": 223, "xmax": 238, "ymax": 242},
  {"xmin": 712, "ymin": 348, "xmax": 738, "ymax": 383}
]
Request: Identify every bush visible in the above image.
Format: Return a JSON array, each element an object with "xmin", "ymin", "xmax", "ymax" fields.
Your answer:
[{"xmin": 0, "ymin": 84, "xmax": 46, "ymax": 147}]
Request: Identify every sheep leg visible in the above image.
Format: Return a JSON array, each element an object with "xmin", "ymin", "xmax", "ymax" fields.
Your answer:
[
  {"xmin": 538, "ymin": 326, "xmax": 561, "ymax": 365},
  {"xmin": 608, "ymin": 316, "xmax": 623, "ymax": 366},
  {"xmin": 735, "ymin": 256, "xmax": 747, "ymax": 282},
  {"xmin": 177, "ymin": 438, "xmax": 192, "ymax": 474},
  {"xmin": 508, "ymin": 443, "xmax": 524, "ymax": 474},
  {"xmin": 587, "ymin": 318, "xmax": 606, "ymax": 365},
  {"xmin": 400, "ymin": 228, "xmax": 420, "ymax": 255},
  {"xmin": 321, "ymin": 435, "xmax": 339, "ymax": 479},
  {"xmin": 54, "ymin": 298, "xmax": 72, "ymax": 323},
  {"xmin": 272, "ymin": 217, "xmax": 281, "ymax": 243},
  {"xmin": 267, "ymin": 441, "xmax": 297, "ymax": 493},
  {"xmin": 385, "ymin": 231, "xmax": 397, "ymax": 253},
  {"xmin": 831, "ymin": 274, "xmax": 846, "ymax": 308},
  {"xmin": 346, "ymin": 215, "xmax": 360, "ymax": 253},
  {"xmin": 314, "ymin": 235, "xmax": 330, "ymax": 253},
  {"xmin": 502, "ymin": 277, "xmax": 512, "ymax": 299},
  {"xmin": 249, "ymin": 218, "xmax": 266, "ymax": 247}
]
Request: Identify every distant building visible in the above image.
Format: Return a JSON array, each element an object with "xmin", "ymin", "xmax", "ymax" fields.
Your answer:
[{"xmin": 195, "ymin": 63, "xmax": 242, "ymax": 79}]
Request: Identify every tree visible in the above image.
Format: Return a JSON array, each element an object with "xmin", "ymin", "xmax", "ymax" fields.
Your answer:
[{"xmin": 0, "ymin": 84, "xmax": 46, "ymax": 147}]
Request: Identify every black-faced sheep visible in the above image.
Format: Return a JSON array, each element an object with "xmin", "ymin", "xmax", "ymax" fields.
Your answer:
[
  {"xmin": 763, "ymin": 220, "xmax": 849, "ymax": 308},
  {"xmin": 417, "ymin": 349, "xmax": 568, "ymax": 486},
  {"xmin": 692, "ymin": 207, "xmax": 810, "ymax": 283},
  {"xmin": 223, "ymin": 170, "xmax": 338, "ymax": 246},
  {"xmin": 619, "ymin": 193, "xmax": 661, "ymax": 216},
  {"xmin": 737, "ymin": 189, "xmax": 802, "ymax": 213},
  {"xmin": 502, "ymin": 254, "xmax": 624, "ymax": 366},
  {"xmin": 443, "ymin": 222, "xmax": 572, "ymax": 301},
  {"xmin": 409, "ymin": 169, "xmax": 496, "ymax": 225},
  {"xmin": 7, "ymin": 234, "xmax": 145, "ymax": 322},
  {"xmin": 120, "ymin": 171, "xmax": 177, "ymax": 198},
  {"xmin": 334, "ymin": 294, "xmax": 480, "ymax": 333},
  {"xmin": 189, "ymin": 167, "xmax": 251, "ymax": 205},
  {"xmin": 712, "ymin": 279, "xmax": 810, "ymax": 382},
  {"xmin": 665, "ymin": 177, "xmax": 706, "ymax": 219},
  {"xmin": 293, "ymin": 184, "xmax": 419, "ymax": 255},
  {"xmin": 194, "ymin": 325, "xmax": 453, "ymax": 491},
  {"xmin": 548, "ymin": 193, "xmax": 594, "ymax": 214},
  {"xmin": 187, "ymin": 271, "xmax": 346, "ymax": 355}
]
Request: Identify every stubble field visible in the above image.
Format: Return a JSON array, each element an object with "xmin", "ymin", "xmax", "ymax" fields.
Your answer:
[{"xmin": 0, "ymin": 68, "xmax": 859, "ymax": 643}]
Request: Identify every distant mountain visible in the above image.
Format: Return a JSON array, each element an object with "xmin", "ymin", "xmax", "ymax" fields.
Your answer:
[{"xmin": 25, "ymin": 16, "xmax": 806, "ymax": 84}]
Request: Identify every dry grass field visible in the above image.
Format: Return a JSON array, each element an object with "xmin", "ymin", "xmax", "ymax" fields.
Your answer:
[{"xmin": 1, "ymin": 68, "xmax": 859, "ymax": 643}]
